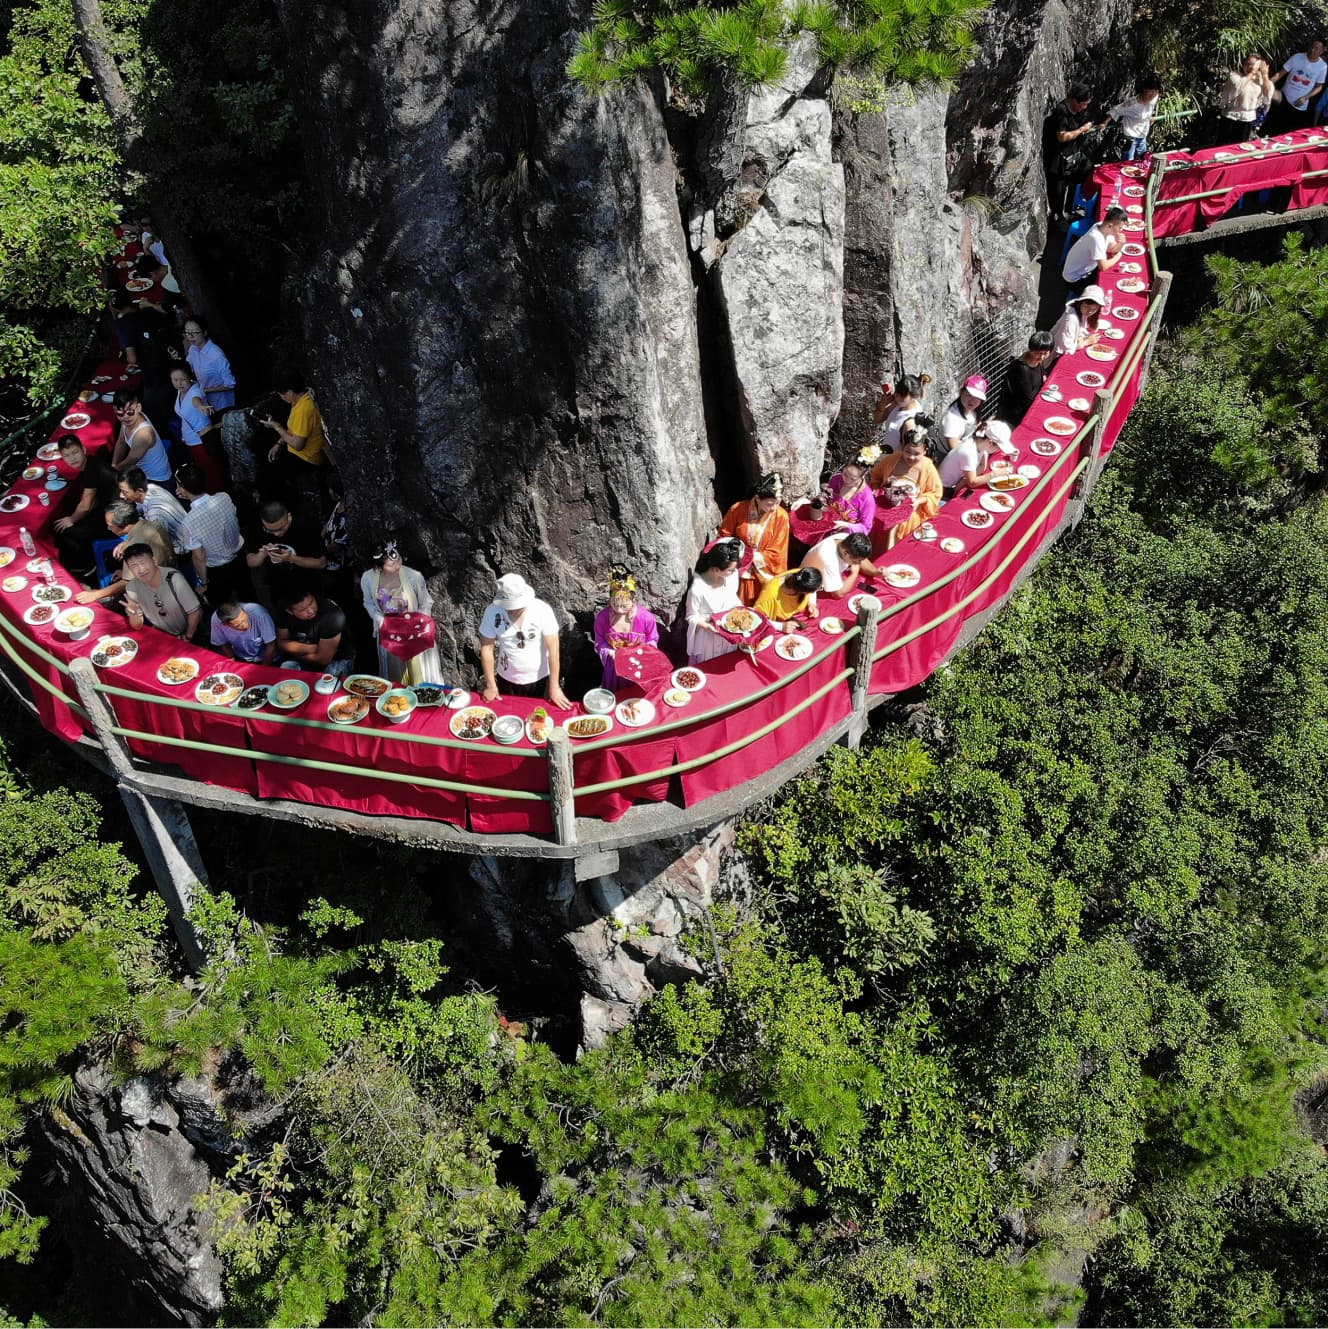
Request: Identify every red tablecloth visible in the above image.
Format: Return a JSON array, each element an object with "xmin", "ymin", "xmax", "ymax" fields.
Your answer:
[{"xmin": 1145, "ymin": 127, "xmax": 1328, "ymax": 237}]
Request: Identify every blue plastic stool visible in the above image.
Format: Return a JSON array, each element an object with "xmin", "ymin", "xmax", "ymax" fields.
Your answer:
[{"xmin": 1060, "ymin": 184, "xmax": 1100, "ymax": 266}]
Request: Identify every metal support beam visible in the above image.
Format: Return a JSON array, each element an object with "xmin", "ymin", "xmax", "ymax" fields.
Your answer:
[{"xmin": 69, "ymin": 659, "xmax": 207, "ymax": 970}]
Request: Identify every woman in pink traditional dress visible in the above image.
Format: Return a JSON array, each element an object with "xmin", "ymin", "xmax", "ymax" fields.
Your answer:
[
  {"xmin": 824, "ymin": 452, "xmax": 878, "ymax": 535},
  {"xmin": 592, "ymin": 565, "xmax": 661, "ymax": 688}
]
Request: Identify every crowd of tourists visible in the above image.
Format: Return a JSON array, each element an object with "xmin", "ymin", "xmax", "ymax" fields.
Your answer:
[{"xmin": 79, "ymin": 44, "xmax": 1323, "ymax": 707}]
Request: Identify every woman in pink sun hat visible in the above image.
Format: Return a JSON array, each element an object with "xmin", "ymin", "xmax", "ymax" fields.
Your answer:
[{"xmin": 940, "ymin": 374, "xmax": 989, "ymax": 452}]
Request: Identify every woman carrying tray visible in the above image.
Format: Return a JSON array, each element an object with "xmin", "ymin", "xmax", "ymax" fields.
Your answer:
[
  {"xmin": 593, "ymin": 565, "xmax": 661, "ymax": 688},
  {"xmin": 869, "ymin": 421, "xmax": 942, "ymax": 553},
  {"xmin": 685, "ymin": 539, "xmax": 743, "ymax": 664},
  {"xmin": 360, "ymin": 538, "xmax": 443, "ymax": 686},
  {"xmin": 718, "ymin": 472, "xmax": 789, "ymax": 606}
]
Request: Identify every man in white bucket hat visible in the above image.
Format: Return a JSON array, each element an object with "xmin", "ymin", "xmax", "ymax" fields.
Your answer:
[{"xmin": 479, "ymin": 573, "xmax": 571, "ymax": 709}]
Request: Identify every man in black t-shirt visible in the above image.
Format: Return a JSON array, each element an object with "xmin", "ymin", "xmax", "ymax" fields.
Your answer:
[
  {"xmin": 53, "ymin": 435, "xmax": 121, "ymax": 581},
  {"xmin": 1000, "ymin": 331, "xmax": 1058, "ymax": 423},
  {"xmin": 275, "ymin": 587, "xmax": 354, "ymax": 676},
  {"xmin": 1043, "ymin": 84, "xmax": 1095, "ymax": 223},
  {"xmin": 110, "ymin": 292, "xmax": 182, "ymax": 436},
  {"xmin": 245, "ymin": 497, "xmax": 328, "ymax": 609}
]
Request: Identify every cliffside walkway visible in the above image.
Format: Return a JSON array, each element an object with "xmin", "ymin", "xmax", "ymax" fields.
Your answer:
[{"xmin": 0, "ymin": 127, "xmax": 1319, "ymax": 955}]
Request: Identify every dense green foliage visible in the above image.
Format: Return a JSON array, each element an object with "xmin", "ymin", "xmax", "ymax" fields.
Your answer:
[
  {"xmin": 4, "ymin": 242, "xmax": 1328, "ymax": 1326},
  {"xmin": 568, "ymin": 0, "xmax": 987, "ymax": 96},
  {"xmin": 0, "ymin": 0, "xmax": 119, "ymax": 412}
]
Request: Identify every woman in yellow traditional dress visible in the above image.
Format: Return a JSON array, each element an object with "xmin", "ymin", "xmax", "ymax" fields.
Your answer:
[
  {"xmin": 754, "ymin": 567, "xmax": 823, "ymax": 630},
  {"xmin": 868, "ymin": 422, "xmax": 942, "ymax": 554},
  {"xmin": 718, "ymin": 472, "xmax": 790, "ymax": 607}
]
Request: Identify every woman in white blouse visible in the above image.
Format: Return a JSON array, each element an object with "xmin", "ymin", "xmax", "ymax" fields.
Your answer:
[
  {"xmin": 360, "ymin": 539, "xmax": 443, "ymax": 684},
  {"xmin": 685, "ymin": 538, "xmax": 744, "ymax": 664},
  {"xmin": 1050, "ymin": 286, "xmax": 1106, "ymax": 356}
]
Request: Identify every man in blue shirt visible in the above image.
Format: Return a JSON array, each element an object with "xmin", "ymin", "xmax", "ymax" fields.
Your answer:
[{"xmin": 209, "ymin": 600, "xmax": 277, "ymax": 665}]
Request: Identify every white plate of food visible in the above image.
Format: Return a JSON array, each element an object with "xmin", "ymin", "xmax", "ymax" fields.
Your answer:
[
  {"xmin": 22, "ymin": 603, "xmax": 56, "ymax": 626},
  {"xmin": 847, "ymin": 592, "xmax": 879, "ymax": 614},
  {"xmin": 157, "ymin": 656, "xmax": 200, "ymax": 685},
  {"xmin": 615, "ymin": 697, "xmax": 656, "ymax": 727},
  {"xmin": 939, "ymin": 536, "xmax": 966, "ymax": 554},
  {"xmin": 124, "ymin": 278, "xmax": 154, "ymax": 293},
  {"xmin": 670, "ymin": 667, "xmax": 707, "ymax": 692},
  {"xmin": 1214, "ymin": 150, "xmax": 1239, "ymax": 162},
  {"xmin": 1119, "ymin": 261, "xmax": 1143, "ymax": 274},
  {"xmin": 775, "ymin": 633, "xmax": 814, "ymax": 662},
  {"xmin": 989, "ymin": 474, "xmax": 1029, "ymax": 492},
  {"xmin": 269, "ymin": 678, "xmax": 310, "ymax": 709},
  {"xmin": 3, "ymin": 575, "xmax": 27, "ymax": 593},
  {"xmin": 1123, "ymin": 184, "xmax": 1146, "ymax": 198},
  {"xmin": 882, "ymin": 564, "xmax": 922, "ymax": 589},
  {"xmin": 89, "ymin": 635, "xmax": 138, "ymax": 667},
  {"xmin": 31, "ymin": 583, "xmax": 70, "ymax": 604},
  {"xmin": 524, "ymin": 708, "xmax": 555, "ymax": 744},
  {"xmin": 1043, "ymin": 416, "xmax": 1079, "ymax": 437},
  {"xmin": 980, "ymin": 491, "xmax": 1017, "ymax": 514},
  {"xmin": 328, "ymin": 694, "xmax": 372, "ymax": 725},
  {"xmin": 961, "ymin": 509, "xmax": 994, "ymax": 530},
  {"xmin": 1113, "ymin": 305, "xmax": 1140, "ymax": 321},
  {"xmin": 1121, "ymin": 242, "xmax": 1146, "ymax": 257},
  {"xmin": 0, "ymin": 548, "xmax": 13, "ymax": 568},
  {"xmin": 718, "ymin": 606, "xmax": 762, "ymax": 636},
  {"xmin": 54, "ymin": 606, "xmax": 95, "ymax": 634},
  {"xmin": 1076, "ymin": 370, "xmax": 1106, "ymax": 389},
  {"xmin": 1102, "ymin": 326, "xmax": 1126, "ymax": 340},
  {"xmin": 343, "ymin": 674, "xmax": 391, "ymax": 699},
  {"xmin": 0, "ymin": 495, "xmax": 30, "ymax": 513},
  {"xmin": 26, "ymin": 558, "xmax": 51, "ymax": 575},
  {"xmin": 194, "ymin": 671, "xmax": 244, "ymax": 706},
  {"xmin": 1040, "ymin": 390, "xmax": 1064, "ymax": 403},
  {"xmin": 21, "ymin": 467, "xmax": 43, "ymax": 481},
  {"xmin": 1030, "ymin": 437, "xmax": 1062, "ymax": 456},
  {"xmin": 36, "ymin": 442, "xmax": 62, "ymax": 461},
  {"xmin": 59, "ymin": 412, "xmax": 91, "ymax": 431},
  {"xmin": 236, "ymin": 685, "xmax": 270, "ymax": 711},
  {"xmin": 564, "ymin": 714, "xmax": 613, "ymax": 739},
  {"xmin": 1123, "ymin": 221, "xmax": 1145, "ymax": 233},
  {"xmin": 1017, "ymin": 463, "xmax": 1042, "ymax": 479},
  {"xmin": 1116, "ymin": 277, "xmax": 1147, "ymax": 294},
  {"xmin": 1086, "ymin": 345, "xmax": 1119, "ymax": 362},
  {"xmin": 449, "ymin": 705, "xmax": 496, "ymax": 740},
  {"xmin": 1068, "ymin": 396, "xmax": 1091, "ymax": 412},
  {"xmin": 819, "ymin": 616, "xmax": 845, "ymax": 634},
  {"xmin": 911, "ymin": 522, "xmax": 939, "ymax": 542},
  {"xmin": 662, "ymin": 687, "xmax": 693, "ymax": 708}
]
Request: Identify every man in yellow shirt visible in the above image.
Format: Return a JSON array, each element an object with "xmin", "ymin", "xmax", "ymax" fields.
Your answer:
[{"xmin": 263, "ymin": 369, "xmax": 326, "ymax": 469}]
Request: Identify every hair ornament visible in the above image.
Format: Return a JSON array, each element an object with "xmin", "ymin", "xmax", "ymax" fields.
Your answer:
[
  {"xmin": 608, "ymin": 562, "xmax": 637, "ymax": 597},
  {"xmin": 856, "ymin": 443, "xmax": 882, "ymax": 467}
]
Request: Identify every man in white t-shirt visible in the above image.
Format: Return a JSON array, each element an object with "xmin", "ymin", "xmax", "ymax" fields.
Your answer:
[
  {"xmin": 939, "ymin": 420, "xmax": 1015, "ymax": 497},
  {"xmin": 1271, "ymin": 41, "xmax": 1327, "ymax": 131},
  {"xmin": 802, "ymin": 532, "xmax": 881, "ymax": 610},
  {"xmin": 1062, "ymin": 206, "xmax": 1128, "ymax": 295},
  {"xmin": 479, "ymin": 572, "xmax": 571, "ymax": 708}
]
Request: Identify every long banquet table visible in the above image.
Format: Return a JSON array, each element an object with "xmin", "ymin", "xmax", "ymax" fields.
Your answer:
[{"xmin": 0, "ymin": 203, "xmax": 1164, "ymax": 836}]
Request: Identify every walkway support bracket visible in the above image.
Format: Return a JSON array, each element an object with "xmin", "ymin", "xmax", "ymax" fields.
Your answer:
[
  {"xmin": 69, "ymin": 658, "xmax": 207, "ymax": 970},
  {"xmin": 846, "ymin": 599, "xmax": 882, "ymax": 748}
]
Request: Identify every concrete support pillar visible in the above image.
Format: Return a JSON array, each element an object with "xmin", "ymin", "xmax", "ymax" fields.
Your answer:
[
  {"xmin": 68, "ymin": 659, "xmax": 207, "ymax": 970},
  {"xmin": 846, "ymin": 595, "xmax": 883, "ymax": 748}
]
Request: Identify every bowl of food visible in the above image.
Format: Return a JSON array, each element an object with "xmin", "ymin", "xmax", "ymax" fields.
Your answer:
[
  {"xmin": 270, "ymin": 678, "xmax": 310, "ymax": 709},
  {"xmin": 490, "ymin": 713, "xmax": 524, "ymax": 744},
  {"xmin": 583, "ymin": 687, "xmax": 616, "ymax": 714},
  {"xmin": 376, "ymin": 688, "xmax": 418, "ymax": 724},
  {"xmin": 314, "ymin": 673, "xmax": 338, "ymax": 695},
  {"xmin": 344, "ymin": 674, "xmax": 390, "ymax": 699}
]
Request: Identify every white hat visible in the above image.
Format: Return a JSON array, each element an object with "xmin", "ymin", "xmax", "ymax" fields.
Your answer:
[
  {"xmin": 494, "ymin": 573, "xmax": 534, "ymax": 610},
  {"xmin": 981, "ymin": 419, "xmax": 1017, "ymax": 454},
  {"xmin": 1075, "ymin": 284, "xmax": 1108, "ymax": 308}
]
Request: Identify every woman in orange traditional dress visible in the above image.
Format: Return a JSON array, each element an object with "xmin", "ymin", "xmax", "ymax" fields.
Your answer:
[
  {"xmin": 868, "ymin": 422, "xmax": 942, "ymax": 554},
  {"xmin": 718, "ymin": 472, "xmax": 790, "ymax": 607}
]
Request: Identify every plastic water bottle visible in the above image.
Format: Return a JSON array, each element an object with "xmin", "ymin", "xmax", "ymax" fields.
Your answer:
[{"xmin": 18, "ymin": 527, "xmax": 35, "ymax": 558}]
